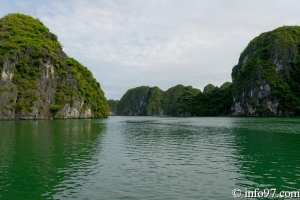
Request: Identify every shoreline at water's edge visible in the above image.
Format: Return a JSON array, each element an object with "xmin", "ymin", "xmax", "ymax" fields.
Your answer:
[
  {"xmin": 1, "ymin": 114, "xmax": 299, "ymax": 121},
  {"xmin": 0, "ymin": 116, "xmax": 108, "ymax": 121},
  {"xmin": 108, "ymin": 115, "xmax": 299, "ymax": 118}
]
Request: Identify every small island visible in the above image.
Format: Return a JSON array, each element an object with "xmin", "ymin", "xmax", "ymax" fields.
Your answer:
[
  {"xmin": 109, "ymin": 26, "xmax": 300, "ymax": 117},
  {"xmin": 1, "ymin": 14, "xmax": 300, "ymax": 119},
  {"xmin": 0, "ymin": 14, "xmax": 109, "ymax": 120},
  {"xmin": 1, "ymin": 3, "xmax": 300, "ymax": 200}
]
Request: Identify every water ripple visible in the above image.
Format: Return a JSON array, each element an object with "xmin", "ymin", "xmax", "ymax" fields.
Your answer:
[{"xmin": 1, "ymin": 117, "xmax": 300, "ymax": 199}]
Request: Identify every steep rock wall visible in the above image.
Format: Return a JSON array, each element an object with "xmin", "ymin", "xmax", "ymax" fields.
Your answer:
[
  {"xmin": 117, "ymin": 85, "xmax": 200, "ymax": 116},
  {"xmin": 231, "ymin": 26, "xmax": 300, "ymax": 116},
  {"xmin": 0, "ymin": 13, "xmax": 109, "ymax": 120}
]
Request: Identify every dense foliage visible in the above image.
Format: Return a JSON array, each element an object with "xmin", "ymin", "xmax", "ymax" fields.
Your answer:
[
  {"xmin": 115, "ymin": 83, "xmax": 232, "ymax": 116},
  {"xmin": 172, "ymin": 91, "xmax": 196, "ymax": 116},
  {"xmin": 220, "ymin": 81, "xmax": 232, "ymax": 90},
  {"xmin": 146, "ymin": 87, "xmax": 164, "ymax": 115},
  {"xmin": 54, "ymin": 58, "xmax": 109, "ymax": 117},
  {"xmin": 0, "ymin": 13, "xmax": 109, "ymax": 118},
  {"xmin": 193, "ymin": 85, "xmax": 233, "ymax": 116},
  {"xmin": 203, "ymin": 84, "xmax": 216, "ymax": 93},
  {"xmin": 117, "ymin": 85, "xmax": 201, "ymax": 116},
  {"xmin": 0, "ymin": 13, "xmax": 62, "ymax": 112},
  {"xmin": 117, "ymin": 86, "xmax": 151, "ymax": 115},
  {"xmin": 171, "ymin": 83, "xmax": 232, "ymax": 116},
  {"xmin": 232, "ymin": 26, "xmax": 300, "ymax": 116},
  {"xmin": 162, "ymin": 85, "xmax": 200, "ymax": 115},
  {"xmin": 107, "ymin": 99, "xmax": 119, "ymax": 115}
]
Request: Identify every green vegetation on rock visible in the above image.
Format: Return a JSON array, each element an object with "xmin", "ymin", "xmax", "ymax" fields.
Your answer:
[
  {"xmin": 0, "ymin": 13, "xmax": 109, "ymax": 119},
  {"xmin": 172, "ymin": 90, "xmax": 196, "ymax": 116},
  {"xmin": 231, "ymin": 26, "xmax": 300, "ymax": 116},
  {"xmin": 193, "ymin": 84, "xmax": 233, "ymax": 116},
  {"xmin": 114, "ymin": 83, "xmax": 232, "ymax": 117},
  {"xmin": 162, "ymin": 84, "xmax": 201, "ymax": 115},
  {"xmin": 107, "ymin": 99, "xmax": 119, "ymax": 115},
  {"xmin": 117, "ymin": 86, "xmax": 150, "ymax": 116},
  {"xmin": 146, "ymin": 87, "xmax": 164, "ymax": 115},
  {"xmin": 171, "ymin": 82, "xmax": 232, "ymax": 116},
  {"xmin": 116, "ymin": 85, "xmax": 200, "ymax": 116},
  {"xmin": 3, "ymin": 14, "xmax": 298, "ymax": 118},
  {"xmin": 220, "ymin": 82, "xmax": 232, "ymax": 90},
  {"xmin": 203, "ymin": 84, "xmax": 217, "ymax": 93}
]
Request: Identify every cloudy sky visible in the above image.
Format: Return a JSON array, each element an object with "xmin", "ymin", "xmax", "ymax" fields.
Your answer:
[{"xmin": 1, "ymin": 0, "xmax": 300, "ymax": 99}]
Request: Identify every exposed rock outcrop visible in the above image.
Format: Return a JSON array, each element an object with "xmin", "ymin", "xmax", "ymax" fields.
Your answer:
[
  {"xmin": 231, "ymin": 26, "xmax": 300, "ymax": 116},
  {"xmin": 107, "ymin": 99, "xmax": 119, "ymax": 116},
  {"xmin": 0, "ymin": 13, "xmax": 109, "ymax": 120},
  {"xmin": 116, "ymin": 85, "xmax": 200, "ymax": 116},
  {"xmin": 115, "ymin": 82, "xmax": 232, "ymax": 117}
]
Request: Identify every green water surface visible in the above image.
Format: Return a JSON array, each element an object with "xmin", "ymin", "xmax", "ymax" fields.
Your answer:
[{"xmin": 0, "ymin": 117, "xmax": 300, "ymax": 199}]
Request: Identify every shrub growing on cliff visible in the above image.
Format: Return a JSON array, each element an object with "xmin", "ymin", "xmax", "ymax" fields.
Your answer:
[
  {"xmin": 232, "ymin": 26, "xmax": 300, "ymax": 116},
  {"xmin": 0, "ymin": 13, "xmax": 109, "ymax": 118}
]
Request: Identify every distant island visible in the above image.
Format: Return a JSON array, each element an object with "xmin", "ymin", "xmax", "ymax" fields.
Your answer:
[
  {"xmin": 110, "ymin": 26, "xmax": 300, "ymax": 117},
  {"xmin": 108, "ymin": 83, "xmax": 232, "ymax": 116},
  {"xmin": 1, "ymin": 14, "xmax": 300, "ymax": 120},
  {"xmin": 0, "ymin": 13, "xmax": 109, "ymax": 120}
]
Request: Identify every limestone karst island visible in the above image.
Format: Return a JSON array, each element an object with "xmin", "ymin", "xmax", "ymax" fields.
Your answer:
[
  {"xmin": 0, "ymin": 14, "xmax": 109, "ymax": 120},
  {"xmin": 1, "ymin": 2, "xmax": 300, "ymax": 199},
  {"xmin": 110, "ymin": 26, "xmax": 300, "ymax": 117},
  {"xmin": 1, "ymin": 13, "xmax": 300, "ymax": 119}
]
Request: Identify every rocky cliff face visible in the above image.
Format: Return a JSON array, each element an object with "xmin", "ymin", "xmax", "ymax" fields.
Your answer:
[
  {"xmin": 117, "ymin": 86, "xmax": 163, "ymax": 116},
  {"xmin": 117, "ymin": 85, "xmax": 200, "ymax": 116},
  {"xmin": 0, "ymin": 14, "xmax": 109, "ymax": 119},
  {"xmin": 107, "ymin": 99, "xmax": 119, "ymax": 116},
  {"xmin": 115, "ymin": 83, "xmax": 232, "ymax": 117},
  {"xmin": 231, "ymin": 26, "xmax": 300, "ymax": 116}
]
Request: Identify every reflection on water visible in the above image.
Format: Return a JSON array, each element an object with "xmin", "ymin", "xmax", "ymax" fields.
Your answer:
[
  {"xmin": 0, "ymin": 119, "xmax": 106, "ymax": 199},
  {"xmin": 0, "ymin": 117, "xmax": 300, "ymax": 199},
  {"xmin": 232, "ymin": 118, "xmax": 300, "ymax": 192},
  {"xmin": 108, "ymin": 117, "xmax": 238, "ymax": 199}
]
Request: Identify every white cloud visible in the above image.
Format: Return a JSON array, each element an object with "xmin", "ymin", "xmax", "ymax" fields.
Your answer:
[{"xmin": 1, "ymin": 0, "xmax": 300, "ymax": 99}]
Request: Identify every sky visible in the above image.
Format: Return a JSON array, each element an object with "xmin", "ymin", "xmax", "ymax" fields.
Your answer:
[{"xmin": 1, "ymin": 0, "xmax": 300, "ymax": 100}]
